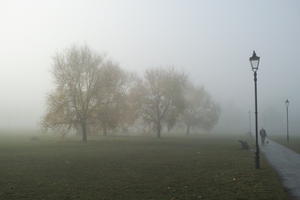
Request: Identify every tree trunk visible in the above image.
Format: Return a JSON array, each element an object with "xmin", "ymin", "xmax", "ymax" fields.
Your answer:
[
  {"xmin": 81, "ymin": 121, "xmax": 87, "ymax": 143},
  {"xmin": 157, "ymin": 121, "xmax": 161, "ymax": 138},
  {"xmin": 186, "ymin": 125, "xmax": 190, "ymax": 136}
]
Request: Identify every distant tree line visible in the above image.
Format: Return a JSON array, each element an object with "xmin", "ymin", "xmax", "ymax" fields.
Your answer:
[{"xmin": 42, "ymin": 45, "xmax": 220, "ymax": 142}]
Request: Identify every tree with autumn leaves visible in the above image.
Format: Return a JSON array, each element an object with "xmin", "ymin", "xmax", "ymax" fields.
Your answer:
[{"xmin": 42, "ymin": 45, "xmax": 220, "ymax": 142}]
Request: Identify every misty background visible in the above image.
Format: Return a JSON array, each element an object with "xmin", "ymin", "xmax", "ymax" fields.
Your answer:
[{"xmin": 0, "ymin": 0, "xmax": 299, "ymax": 135}]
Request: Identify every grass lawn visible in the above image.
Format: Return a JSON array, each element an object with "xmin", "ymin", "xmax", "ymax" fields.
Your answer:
[
  {"xmin": 0, "ymin": 133, "xmax": 290, "ymax": 200},
  {"xmin": 270, "ymin": 135, "xmax": 300, "ymax": 153}
]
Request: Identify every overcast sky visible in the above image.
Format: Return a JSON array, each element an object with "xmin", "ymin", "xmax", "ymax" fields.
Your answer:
[{"xmin": 0, "ymin": 0, "xmax": 299, "ymax": 135}]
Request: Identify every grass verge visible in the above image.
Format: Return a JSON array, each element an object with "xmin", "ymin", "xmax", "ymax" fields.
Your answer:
[{"xmin": 0, "ymin": 134, "xmax": 290, "ymax": 200}]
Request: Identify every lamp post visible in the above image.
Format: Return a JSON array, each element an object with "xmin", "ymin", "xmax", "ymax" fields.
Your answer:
[
  {"xmin": 249, "ymin": 50, "xmax": 260, "ymax": 169},
  {"xmin": 285, "ymin": 99, "xmax": 290, "ymax": 144}
]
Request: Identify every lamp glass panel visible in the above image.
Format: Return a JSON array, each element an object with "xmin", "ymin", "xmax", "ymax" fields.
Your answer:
[{"xmin": 251, "ymin": 59, "xmax": 259, "ymax": 70}]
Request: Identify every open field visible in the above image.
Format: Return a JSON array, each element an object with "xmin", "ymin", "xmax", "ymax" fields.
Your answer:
[
  {"xmin": 0, "ymin": 133, "xmax": 290, "ymax": 200},
  {"xmin": 270, "ymin": 135, "xmax": 300, "ymax": 153}
]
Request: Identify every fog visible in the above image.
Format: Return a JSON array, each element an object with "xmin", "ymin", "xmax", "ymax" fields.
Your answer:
[{"xmin": 0, "ymin": 0, "xmax": 299, "ymax": 135}]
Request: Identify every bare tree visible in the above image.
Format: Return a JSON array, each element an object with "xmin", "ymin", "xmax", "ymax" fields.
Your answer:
[
  {"xmin": 142, "ymin": 68, "xmax": 186, "ymax": 138},
  {"xmin": 94, "ymin": 62, "xmax": 128, "ymax": 136},
  {"xmin": 182, "ymin": 83, "xmax": 220, "ymax": 135},
  {"xmin": 43, "ymin": 45, "xmax": 103, "ymax": 142},
  {"xmin": 118, "ymin": 74, "xmax": 145, "ymax": 132}
]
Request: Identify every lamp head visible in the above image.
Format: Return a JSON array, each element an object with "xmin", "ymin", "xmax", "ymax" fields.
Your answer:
[
  {"xmin": 285, "ymin": 99, "xmax": 290, "ymax": 107},
  {"xmin": 249, "ymin": 51, "xmax": 260, "ymax": 72}
]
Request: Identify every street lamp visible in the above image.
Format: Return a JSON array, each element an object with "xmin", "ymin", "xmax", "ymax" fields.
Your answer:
[
  {"xmin": 249, "ymin": 50, "xmax": 260, "ymax": 169},
  {"xmin": 285, "ymin": 99, "xmax": 290, "ymax": 144}
]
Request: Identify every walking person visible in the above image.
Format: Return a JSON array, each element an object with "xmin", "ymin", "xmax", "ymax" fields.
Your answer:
[{"xmin": 260, "ymin": 128, "xmax": 267, "ymax": 145}]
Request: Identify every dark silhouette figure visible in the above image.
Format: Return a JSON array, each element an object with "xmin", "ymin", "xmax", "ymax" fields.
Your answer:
[{"xmin": 260, "ymin": 128, "xmax": 267, "ymax": 145}]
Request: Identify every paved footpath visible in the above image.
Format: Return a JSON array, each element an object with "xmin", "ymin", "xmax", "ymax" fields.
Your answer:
[{"xmin": 261, "ymin": 139, "xmax": 300, "ymax": 199}]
